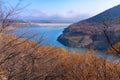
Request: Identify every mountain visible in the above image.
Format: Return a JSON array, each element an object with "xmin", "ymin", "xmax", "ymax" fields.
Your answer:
[
  {"xmin": 85, "ymin": 5, "xmax": 120, "ymax": 23},
  {"xmin": 58, "ymin": 5, "xmax": 120, "ymax": 50}
]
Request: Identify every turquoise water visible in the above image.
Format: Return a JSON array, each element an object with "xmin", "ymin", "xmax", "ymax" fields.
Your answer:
[
  {"xmin": 15, "ymin": 26, "xmax": 67, "ymax": 47},
  {"xmin": 15, "ymin": 26, "xmax": 85, "ymax": 53},
  {"xmin": 14, "ymin": 25, "xmax": 119, "ymax": 61}
]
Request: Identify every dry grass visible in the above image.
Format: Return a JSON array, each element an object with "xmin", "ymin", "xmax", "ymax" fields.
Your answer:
[{"xmin": 0, "ymin": 34, "xmax": 120, "ymax": 80}]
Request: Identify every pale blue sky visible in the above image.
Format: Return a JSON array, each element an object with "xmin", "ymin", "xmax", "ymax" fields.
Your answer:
[{"xmin": 3, "ymin": 0, "xmax": 120, "ymax": 22}]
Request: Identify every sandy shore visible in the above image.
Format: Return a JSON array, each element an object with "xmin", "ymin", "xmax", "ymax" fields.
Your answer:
[{"xmin": 19, "ymin": 23, "xmax": 72, "ymax": 27}]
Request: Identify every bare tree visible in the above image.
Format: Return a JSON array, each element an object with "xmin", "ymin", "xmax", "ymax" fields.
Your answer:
[
  {"xmin": 0, "ymin": 1, "xmax": 43, "ymax": 80},
  {"xmin": 102, "ymin": 20, "xmax": 120, "ymax": 56},
  {"xmin": 0, "ymin": 1, "xmax": 56, "ymax": 80}
]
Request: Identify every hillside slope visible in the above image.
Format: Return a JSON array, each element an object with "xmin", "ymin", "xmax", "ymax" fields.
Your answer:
[
  {"xmin": 58, "ymin": 5, "xmax": 120, "ymax": 50},
  {"xmin": 0, "ymin": 34, "xmax": 120, "ymax": 80}
]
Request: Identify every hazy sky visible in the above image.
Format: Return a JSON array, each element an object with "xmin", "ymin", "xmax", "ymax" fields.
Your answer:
[{"xmin": 3, "ymin": 0, "xmax": 120, "ymax": 22}]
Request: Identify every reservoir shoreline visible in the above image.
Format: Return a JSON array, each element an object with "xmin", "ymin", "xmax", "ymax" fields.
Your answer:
[{"xmin": 19, "ymin": 23, "xmax": 72, "ymax": 27}]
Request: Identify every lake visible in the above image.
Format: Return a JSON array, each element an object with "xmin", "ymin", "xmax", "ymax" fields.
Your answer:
[
  {"xmin": 15, "ymin": 25, "xmax": 67, "ymax": 47},
  {"xmin": 15, "ymin": 25, "xmax": 85, "ymax": 52},
  {"xmin": 14, "ymin": 24, "xmax": 118, "ymax": 61}
]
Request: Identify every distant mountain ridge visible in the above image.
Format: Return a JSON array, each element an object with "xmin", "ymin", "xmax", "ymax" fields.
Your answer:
[{"xmin": 58, "ymin": 4, "xmax": 120, "ymax": 50}]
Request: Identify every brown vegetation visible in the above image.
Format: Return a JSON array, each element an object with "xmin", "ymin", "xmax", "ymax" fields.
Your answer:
[
  {"xmin": 116, "ymin": 17, "xmax": 120, "ymax": 24},
  {"xmin": 0, "ymin": 34, "xmax": 120, "ymax": 80},
  {"xmin": 106, "ymin": 42, "xmax": 120, "ymax": 54}
]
